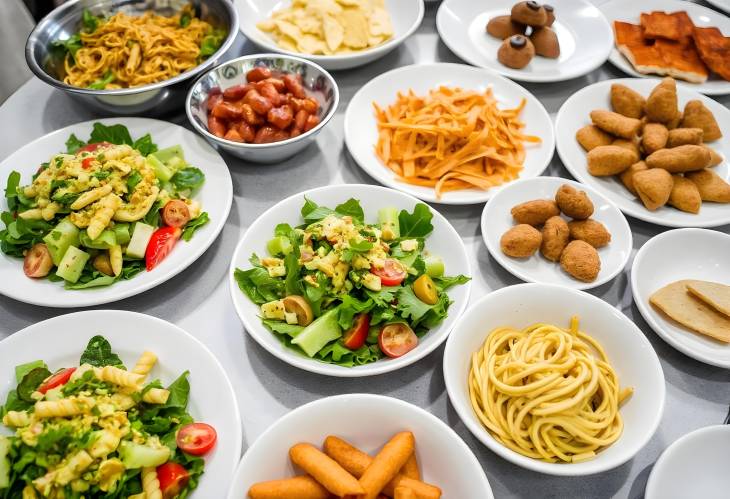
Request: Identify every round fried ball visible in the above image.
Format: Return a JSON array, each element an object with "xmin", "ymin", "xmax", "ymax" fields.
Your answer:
[
  {"xmin": 501, "ymin": 224, "xmax": 542, "ymax": 258},
  {"xmin": 555, "ymin": 184, "xmax": 594, "ymax": 220},
  {"xmin": 560, "ymin": 240, "xmax": 601, "ymax": 282}
]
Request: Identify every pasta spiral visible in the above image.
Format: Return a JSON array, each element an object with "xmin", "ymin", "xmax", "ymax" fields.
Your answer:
[
  {"xmin": 142, "ymin": 466, "xmax": 163, "ymax": 499},
  {"xmin": 469, "ymin": 317, "xmax": 633, "ymax": 463}
]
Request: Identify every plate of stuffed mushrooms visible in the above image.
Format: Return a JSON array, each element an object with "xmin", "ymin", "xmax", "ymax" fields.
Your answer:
[
  {"xmin": 555, "ymin": 77, "xmax": 730, "ymax": 228},
  {"xmin": 436, "ymin": 0, "xmax": 614, "ymax": 82}
]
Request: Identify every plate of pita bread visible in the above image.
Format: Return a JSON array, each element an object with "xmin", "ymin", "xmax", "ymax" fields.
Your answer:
[
  {"xmin": 600, "ymin": 0, "xmax": 730, "ymax": 95},
  {"xmin": 631, "ymin": 228, "xmax": 730, "ymax": 368}
]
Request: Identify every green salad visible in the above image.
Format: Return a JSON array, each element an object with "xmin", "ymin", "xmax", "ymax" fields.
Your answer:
[
  {"xmin": 0, "ymin": 123, "xmax": 210, "ymax": 290},
  {"xmin": 234, "ymin": 198, "xmax": 469, "ymax": 367},
  {"xmin": 0, "ymin": 336, "xmax": 217, "ymax": 498}
]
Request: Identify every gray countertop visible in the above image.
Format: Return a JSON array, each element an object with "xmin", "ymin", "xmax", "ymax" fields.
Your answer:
[{"xmin": 2, "ymin": 2, "xmax": 730, "ymax": 498}]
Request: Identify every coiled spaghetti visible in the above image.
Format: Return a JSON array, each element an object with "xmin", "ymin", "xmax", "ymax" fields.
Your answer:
[
  {"xmin": 468, "ymin": 317, "xmax": 633, "ymax": 463},
  {"xmin": 62, "ymin": 5, "xmax": 220, "ymax": 89}
]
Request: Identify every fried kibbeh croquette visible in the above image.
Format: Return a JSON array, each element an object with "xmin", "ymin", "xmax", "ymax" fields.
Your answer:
[
  {"xmin": 620, "ymin": 161, "xmax": 649, "ymax": 196},
  {"xmin": 634, "ymin": 168, "xmax": 673, "ymax": 211},
  {"xmin": 498, "ymin": 35, "xmax": 535, "ymax": 69},
  {"xmin": 666, "ymin": 127, "xmax": 703, "ymax": 148},
  {"xmin": 576, "ymin": 125, "xmax": 613, "ymax": 152},
  {"xmin": 530, "ymin": 27, "xmax": 560, "ymax": 58},
  {"xmin": 611, "ymin": 138, "xmax": 641, "ymax": 160},
  {"xmin": 511, "ymin": 1, "xmax": 548, "ymax": 26},
  {"xmin": 501, "ymin": 224, "xmax": 542, "ymax": 258},
  {"xmin": 487, "ymin": 15, "xmax": 525, "ymax": 39},
  {"xmin": 645, "ymin": 144, "xmax": 711, "ymax": 173},
  {"xmin": 645, "ymin": 77, "xmax": 679, "ymax": 124},
  {"xmin": 511, "ymin": 199, "xmax": 560, "ymax": 226},
  {"xmin": 610, "ymin": 83, "xmax": 645, "ymax": 119},
  {"xmin": 668, "ymin": 175, "xmax": 702, "ymax": 214},
  {"xmin": 641, "ymin": 123, "xmax": 668, "ymax": 154},
  {"xmin": 560, "ymin": 240, "xmax": 600, "ymax": 282},
  {"xmin": 686, "ymin": 169, "xmax": 730, "ymax": 203},
  {"xmin": 666, "ymin": 113, "xmax": 682, "ymax": 130},
  {"xmin": 703, "ymin": 145, "xmax": 723, "ymax": 167},
  {"xmin": 555, "ymin": 184, "xmax": 593, "ymax": 219},
  {"xmin": 544, "ymin": 4, "xmax": 555, "ymax": 26},
  {"xmin": 540, "ymin": 216, "xmax": 570, "ymax": 262},
  {"xmin": 590, "ymin": 110, "xmax": 642, "ymax": 139},
  {"xmin": 680, "ymin": 100, "xmax": 722, "ymax": 142},
  {"xmin": 568, "ymin": 219, "xmax": 611, "ymax": 248},
  {"xmin": 587, "ymin": 145, "xmax": 636, "ymax": 176}
]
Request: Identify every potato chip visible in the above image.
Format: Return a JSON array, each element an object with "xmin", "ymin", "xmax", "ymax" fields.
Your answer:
[
  {"xmin": 369, "ymin": 7, "xmax": 393, "ymax": 37},
  {"xmin": 274, "ymin": 19, "xmax": 303, "ymax": 41},
  {"xmin": 298, "ymin": 33, "xmax": 328, "ymax": 54},
  {"xmin": 340, "ymin": 9, "xmax": 369, "ymax": 48},
  {"xmin": 323, "ymin": 14, "xmax": 345, "ymax": 52}
]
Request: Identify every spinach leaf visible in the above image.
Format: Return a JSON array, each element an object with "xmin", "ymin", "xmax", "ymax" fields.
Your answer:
[
  {"xmin": 52, "ymin": 191, "xmax": 80, "ymax": 206},
  {"xmin": 4, "ymin": 171, "xmax": 21, "ymax": 211},
  {"xmin": 17, "ymin": 367, "xmax": 52, "ymax": 402},
  {"xmin": 274, "ymin": 223, "xmax": 294, "ymax": 237},
  {"xmin": 50, "ymin": 34, "xmax": 82, "ymax": 63},
  {"xmin": 79, "ymin": 335, "xmax": 124, "ymax": 368},
  {"xmin": 89, "ymin": 122, "xmax": 133, "ymax": 146},
  {"xmin": 65, "ymin": 133, "xmax": 86, "ymax": 154},
  {"xmin": 181, "ymin": 212, "xmax": 209, "ymax": 242},
  {"xmin": 398, "ymin": 203, "xmax": 434, "ymax": 238},
  {"xmin": 81, "ymin": 9, "xmax": 100, "ymax": 32},
  {"xmin": 142, "ymin": 199, "xmax": 163, "ymax": 227},
  {"xmin": 132, "ymin": 133, "xmax": 158, "ymax": 156},
  {"xmin": 163, "ymin": 371, "xmax": 190, "ymax": 409},
  {"xmin": 233, "ymin": 267, "xmax": 285, "ymax": 304},
  {"xmin": 434, "ymin": 274, "xmax": 471, "ymax": 291},
  {"xmin": 15, "ymin": 360, "xmax": 47, "ymax": 383},
  {"xmin": 87, "ymin": 69, "xmax": 114, "ymax": 90},
  {"xmin": 301, "ymin": 197, "xmax": 333, "ymax": 223},
  {"xmin": 126, "ymin": 170, "xmax": 142, "ymax": 191},
  {"xmin": 284, "ymin": 251, "xmax": 303, "ymax": 296},
  {"xmin": 303, "ymin": 272, "xmax": 328, "ymax": 316},
  {"xmin": 1, "ymin": 216, "xmax": 53, "ymax": 257},
  {"xmin": 92, "ymin": 170, "xmax": 111, "ymax": 180},
  {"xmin": 334, "ymin": 198, "xmax": 364, "ymax": 223},
  {"xmin": 1, "ymin": 389, "xmax": 31, "ymax": 418},
  {"xmin": 171, "ymin": 167, "xmax": 205, "ymax": 191}
]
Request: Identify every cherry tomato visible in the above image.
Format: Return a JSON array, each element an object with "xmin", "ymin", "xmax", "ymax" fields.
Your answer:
[
  {"xmin": 145, "ymin": 226, "xmax": 181, "ymax": 271},
  {"xmin": 23, "ymin": 243, "xmax": 53, "ymax": 278},
  {"xmin": 162, "ymin": 200, "xmax": 191, "ymax": 228},
  {"xmin": 176, "ymin": 423, "xmax": 218, "ymax": 456},
  {"xmin": 77, "ymin": 142, "xmax": 111, "ymax": 153},
  {"xmin": 38, "ymin": 367, "xmax": 76, "ymax": 394},
  {"xmin": 370, "ymin": 259, "xmax": 407, "ymax": 286},
  {"xmin": 378, "ymin": 323, "xmax": 418, "ymax": 358},
  {"xmin": 343, "ymin": 314, "xmax": 370, "ymax": 350},
  {"xmin": 81, "ymin": 157, "xmax": 95, "ymax": 169},
  {"xmin": 246, "ymin": 66, "xmax": 272, "ymax": 82},
  {"xmin": 157, "ymin": 462, "xmax": 190, "ymax": 499}
]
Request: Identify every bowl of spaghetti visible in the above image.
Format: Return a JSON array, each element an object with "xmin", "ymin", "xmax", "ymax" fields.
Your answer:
[
  {"xmin": 25, "ymin": 0, "xmax": 238, "ymax": 115},
  {"xmin": 443, "ymin": 283, "xmax": 665, "ymax": 475}
]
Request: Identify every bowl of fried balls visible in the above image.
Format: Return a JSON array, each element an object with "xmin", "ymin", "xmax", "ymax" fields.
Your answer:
[
  {"xmin": 577, "ymin": 77, "xmax": 730, "ymax": 214},
  {"xmin": 487, "ymin": 1, "xmax": 560, "ymax": 69}
]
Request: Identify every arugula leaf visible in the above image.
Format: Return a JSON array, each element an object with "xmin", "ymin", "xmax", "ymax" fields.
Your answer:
[
  {"xmin": 51, "ymin": 34, "xmax": 82, "ymax": 63},
  {"xmin": 89, "ymin": 122, "xmax": 133, "ymax": 146},
  {"xmin": 0, "ymin": 389, "xmax": 31, "ymax": 417},
  {"xmin": 233, "ymin": 267, "xmax": 285, "ymax": 304},
  {"xmin": 347, "ymin": 239, "xmax": 373, "ymax": 252},
  {"xmin": 303, "ymin": 272, "xmax": 329, "ymax": 316},
  {"xmin": 142, "ymin": 199, "xmax": 163, "ymax": 227},
  {"xmin": 434, "ymin": 274, "xmax": 471, "ymax": 291},
  {"xmin": 181, "ymin": 212, "xmax": 209, "ymax": 242},
  {"xmin": 334, "ymin": 198, "xmax": 364, "ymax": 223},
  {"xmin": 65, "ymin": 274, "xmax": 116, "ymax": 289},
  {"xmin": 4, "ymin": 171, "xmax": 21, "ymax": 211},
  {"xmin": 87, "ymin": 69, "xmax": 114, "ymax": 90},
  {"xmin": 338, "ymin": 295, "xmax": 373, "ymax": 330},
  {"xmin": 398, "ymin": 203, "xmax": 434, "ymax": 238},
  {"xmin": 275, "ymin": 223, "xmax": 294, "ymax": 237},
  {"xmin": 1, "ymin": 216, "xmax": 53, "ymax": 257},
  {"xmin": 365, "ymin": 286, "xmax": 399, "ymax": 307},
  {"xmin": 171, "ymin": 167, "xmax": 205, "ymax": 191},
  {"xmin": 15, "ymin": 360, "xmax": 47, "ymax": 383},
  {"xmin": 284, "ymin": 251, "xmax": 303, "ymax": 296},
  {"xmin": 17, "ymin": 367, "xmax": 52, "ymax": 402},
  {"xmin": 79, "ymin": 335, "xmax": 124, "ymax": 368},
  {"xmin": 301, "ymin": 197, "xmax": 334, "ymax": 223},
  {"xmin": 126, "ymin": 170, "xmax": 143, "ymax": 192},
  {"xmin": 132, "ymin": 133, "xmax": 158, "ymax": 156},
  {"xmin": 395, "ymin": 285, "xmax": 432, "ymax": 322},
  {"xmin": 65, "ymin": 134, "xmax": 87, "ymax": 154},
  {"xmin": 163, "ymin": 371, "xmax": 190, "ymax": 408},
  {"xmin": 52, "ymin": 191, "xmax": 80, "ymax": 206},
  {"xmin": 262, "ymin": 320, "xmax": 304, "ymax": 337}
]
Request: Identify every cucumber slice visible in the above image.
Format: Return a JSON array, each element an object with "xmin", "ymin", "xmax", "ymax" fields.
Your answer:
[
  {"xmin": 56, "ymin": 246, "xmax": 90, "ymax": 283},
  {"xmin": 151, "ymin": 145, "xmax": 186, "ymax": 169},
  {"xmin": 126, "ymin": 222, "xmax": 155, "ymax": 259},
  {"xmin": 378, "ymin": 207, "xmax": 400, "ymax": 240},
  {"xmin": 43, "ymin": 218, "xmax": 80, "ymax": 266},
  {"xmin": 79, "ymin": 229, "xmax": 117, "ymax": 250},
  {"xmin": 424, "ymin": 254, "xmax": 445, "ymax": 277},
  {"xmin": 267, "ymin": 236, "xmax": 293, "ymax": 256},
  {"xmin": 291, "ymin": 308, "xmax": 342, "ymax": 357},
  {"xmin": 113, "ymin": 223, "xmax": 131, "ymax": 246},
  {"xmin": 0, "ymin": 436, "xmax": 10, "ymax": 489},
  {"xmin": 118, "ymin": 441, "xmax": 170, "ymax": 469},
  {"xmin": 146, "ymin": 155, "xmax": 174, "ymax": 182}
]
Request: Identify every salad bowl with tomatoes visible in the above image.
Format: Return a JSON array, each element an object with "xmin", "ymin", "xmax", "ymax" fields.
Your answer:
[
  {"xmin": 229, "ymin": 184, "xmax": 471, "ymax": 377},
  {"xmin": 0, "ymin": 118, "xmax": 232, "ymax": 307}
]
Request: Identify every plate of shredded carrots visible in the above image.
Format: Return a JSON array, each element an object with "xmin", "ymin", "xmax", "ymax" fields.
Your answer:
[{"xmin": 344, "ymin": 63, "xmax": 554, "ymax": 204}]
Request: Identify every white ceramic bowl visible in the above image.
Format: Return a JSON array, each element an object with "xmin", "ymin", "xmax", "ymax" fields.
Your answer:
[
  {"xmin": 226, "ymin": 394, "xmax": 493, "ymax": 499},
  {"xmin": 0, "ymin": 118, "xmax": 232, "ymax": 308},
  {"xmin": 443, "ymin": 283, "xmax": 665, "ymax": 475},
  {"xmin": 228, "ymin": 184, "xmax": 471, "ymax": 377},
  {"xmin": 646, "ymin": 425, "xmax": 730, "ymax": 499},
  {"xmin": 482, "ymin": 176, "xmax": 632, "ymax": 290},
  {"xmin": 631, "ymin": 228, "xmax": 730, "ymax": 368},
  {"xmin": 555, "ymin": 78, "xmax": 730, "ymax": 228},
  {"xmin": 436, "ymin": 0, "xmax": 613, "ymax": 83},
  {"xmin": 344, "ymin": 63, "xmax": 554, "ymax": 205},
  {"xmin": 0, "ymin": 310, "xmax": 242, "ymax": 498},
  {"xmin": 234, "ymin": 0, "xmax": 424, "ymax": 70}
]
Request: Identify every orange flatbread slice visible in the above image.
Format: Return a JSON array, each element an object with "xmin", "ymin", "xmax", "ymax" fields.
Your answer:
[
  {"xmin": 693, "ymin": 27, "xmax": 730, "ymax": 81},
  {"xmin": 641, "ymin": 11, "xmax": 684, "ymax": 41},
  {"xmin": 686, "ymin": 281, "xmax": 730, "ymax": 318},
  {"xmin": 654, "ymin": 38, "xmax": 708, "ymax": 83},
  {"xmin": 614, "ymin": 21, "xmax": 668, "ymax": 75}
]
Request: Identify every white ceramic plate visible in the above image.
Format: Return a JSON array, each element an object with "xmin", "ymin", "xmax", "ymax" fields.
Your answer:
[
  {"xmin": 705, "ymin": 0, "xmax": 730, "ymax": 15},
  {"xmin": 600, "ymin": 0, "xmax": 730, "ymax": 96},
  {"xmin": 443, "ymin": 283, "xmax": 665, "ymax": 475},
  {"xmin": 555, "ymin": 78, "xmax": 730, "ymax": 228},
  {"xmin": 645, "ymin": 425, "xmax": 730, "ymax": 499},
  {"xmin": 226, "ymin": 394, "xmax": 493, "ymax": 499},
  {"xmin": 0, "ymin": 118, "xmax": 232, "ymax": 308},
  {"xmin": 344, "ymin": 63, "xmax": 554, "ymax": 205},
  {"xmin": 436, "ymin": 0, "xmax": 613, "ymax": 82},
  {"xmin": 234, "ymin": 0, "xmax": 424, "ymax": 71},
  {"xmin": 482, "ymin": 177, "xmax": 632, "ymax": 290},
  {"xmin": 631, "ymin": 228, "xmax": 730, "ymax": 368},
  {"xmin": 228, "ymin": 184, "xmax": 471, "ymax": 377},
  {"xmin": 0, "ymin": 310, "xmax": 242, "ymax": 498}
]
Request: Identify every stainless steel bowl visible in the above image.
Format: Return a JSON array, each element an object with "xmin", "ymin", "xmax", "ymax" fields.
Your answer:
[
  {"xmin": 186, "ymin": 54, "xmax": 339, "ymax": 164},
  {"xmin": 25, "ymin": 0, "xmax": 238, "ymax": 116}
]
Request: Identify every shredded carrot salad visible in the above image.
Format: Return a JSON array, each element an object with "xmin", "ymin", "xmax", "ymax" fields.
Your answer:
[{"xmin": 373, "ymin": 86, "xmax": 541, "ymax": 198}]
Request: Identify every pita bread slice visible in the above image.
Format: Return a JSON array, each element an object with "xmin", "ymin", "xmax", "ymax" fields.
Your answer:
[
  {"xmin": 649, "ymin": 280, "xmax": 730, "ymax": 343},
  {"xmin": 686, "ymin": 280, "xmax": 730, "ymax": 318}
]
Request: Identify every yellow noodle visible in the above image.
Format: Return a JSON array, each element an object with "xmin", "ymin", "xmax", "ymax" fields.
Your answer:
[{"xmin": 468, "ymin": 317, "xmax": 633, "ymax": 463}]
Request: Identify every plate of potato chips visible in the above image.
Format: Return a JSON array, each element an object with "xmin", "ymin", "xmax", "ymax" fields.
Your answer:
[{"xmin": 236, "ymin": 0, "xmax": 425, "ymax": 70}]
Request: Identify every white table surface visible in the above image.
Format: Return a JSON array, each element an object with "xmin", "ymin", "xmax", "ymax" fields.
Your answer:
[{"xmin": 2, "ymin": 2, "xmax": 730, "ymax": 498}]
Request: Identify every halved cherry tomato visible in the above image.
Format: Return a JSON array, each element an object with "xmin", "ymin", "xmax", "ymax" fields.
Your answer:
[
  {"xmin": 78, "ymin": 142, "xmax": 111, "ymax": 153},
  {"xmin": 38, "ymin": 367, "xmax": 76, "ymax": 394},
  {"xmin": 145, "ymin": 226, "xmax": 181, "ymax": 271},
  {"xmin": 343, "ymin": 314, "xmax": 370, "ymax": 350},
  {"xmin": 157, "ymin": 462, "xmax": 190, "ymax": 499},
  {"xmin": 370, "ymin": 259, "xmax": 407, "ymax": 286},
  {"xmin": 81, "ymin": 157, "xmax": 95, "ymax": 169},
  {"xmin": 378, "ymin": 323, "xmax": 418, "ymax": 358},
  {"xmin": 162, "ymin": 200, "xmax": 191, "ymax": 228},
  {"xmin": 23, "ymin": 243, "xmax": 53, "ymax": 278},
  {"xmin": 176, "ymin": 423, "xmax": 218, "ymax": 456}
]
